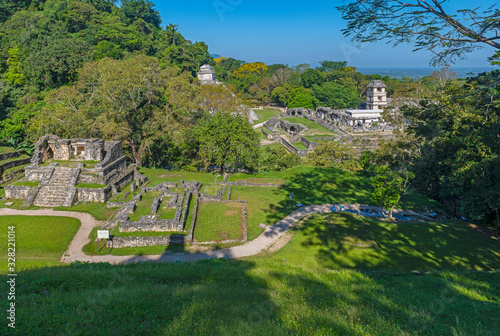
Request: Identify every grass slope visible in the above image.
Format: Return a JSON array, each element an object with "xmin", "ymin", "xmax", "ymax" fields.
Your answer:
[
  {"xmin": 1, "ymin": 167, "xmax": 499, "ymax": 335},
  {"xmin": 6, "ymin": 259, "xmax": 499, "ymax": 335},
  {"xmin": 254, "ymin": 107, "xmax": 282, "ymax": 122},
  {"xmin": 274, "ymin": 213, "xmax": 500, "ymax": 271}
]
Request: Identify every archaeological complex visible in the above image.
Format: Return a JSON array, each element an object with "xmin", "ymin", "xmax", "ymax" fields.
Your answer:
[{"xmin": 262, "ymin": 80, "xmax": 395, "ymax": 156}]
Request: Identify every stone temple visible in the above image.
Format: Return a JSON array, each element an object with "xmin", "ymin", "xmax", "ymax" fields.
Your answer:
[
  {"xmin": 197, "ymin": 64, "xmax": 220, "ymax": 84},
  {"xmin": 5, "ymin": 135, "xmax": 141, "ymax": 208}
]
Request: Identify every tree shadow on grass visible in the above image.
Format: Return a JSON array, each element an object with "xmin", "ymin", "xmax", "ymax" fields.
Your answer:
[
  {"xmin": 5, "ymin": 256, "xmax": 500, "ymax": 335},
  {"xmin": 288, "ymin": 212, "xmax": 500, "ymax": 272},
  {"xmin": 8, "ymin": 259, "xmax": 287, "ymax": 336},
  {"xmin": 265, "ymin": 168, "xmax": 373, "ymax": 225},
  {"xmin": 266, "ymin": 266, "xmax": 500, "ymax": 335}
]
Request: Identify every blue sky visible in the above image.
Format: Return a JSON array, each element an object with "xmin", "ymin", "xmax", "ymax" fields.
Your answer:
[{"xmin": 155, "ymin": 0, "xmax": 497, "ymax": 69}]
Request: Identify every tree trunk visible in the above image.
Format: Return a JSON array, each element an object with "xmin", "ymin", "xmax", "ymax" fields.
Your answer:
[
  {"xmin": 220, "ymin": 163, "xmax": 224, "ymax": 175},
  {"xmin": 135, "ymin": 153, "xmax": 142, "ymax": 168},
  {"xmin": 389, "ymin": 205, "xmax": 394, "ymax": 220}
]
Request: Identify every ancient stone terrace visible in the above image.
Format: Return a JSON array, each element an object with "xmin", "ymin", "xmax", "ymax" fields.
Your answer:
[{"xmin": 5, "ymin": 135, "xmax": 140, "ymax": 207}]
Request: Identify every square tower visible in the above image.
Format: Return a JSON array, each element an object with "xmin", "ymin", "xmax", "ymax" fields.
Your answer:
[{"xmin": 366, "ymin": 80, "xmax": 387, "ymax": 110}]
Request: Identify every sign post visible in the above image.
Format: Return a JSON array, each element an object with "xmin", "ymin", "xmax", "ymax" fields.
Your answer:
[{"xmin": 97, "ymin": 230, "xmax": 110, "ymax": 253}]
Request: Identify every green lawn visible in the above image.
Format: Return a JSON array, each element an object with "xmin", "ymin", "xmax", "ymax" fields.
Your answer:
[
  {"xmin": 140, "ymin": 168, "xmax": 220, "ymax": 187},
  {"xmin": 293, "ymin": 142, "xmax": 308, "ymax": 150},
  {"xmin": 4, "ymin": 165, "xmax": 500, "ymax": 335},
  {"xmin": 0, "ymin": 216, "xmax": 80, "ymax": 272},
  {"xmin": 230, "ymin": 186, "xmax": 289, "ymax": 240},
  {"xmin": 203, "ymin": 185, "xmax": 220, "ymax": 196},
  {"xmin": 10, "ymin": 254, "xmax": 500, "ymax": 335},
  {"xmin": 128, "ymin": 191, "xmax": 161, "ymax": 221},
  {"xmin": 253, "ymin": 107, "xmax": 282, "ymax": 122},
  {"xmin": 283, "ymin": 117, "xmax": 337, "ymax": 136},
  {"xmin": 228, "ymin": 174, "xmax": 285, "ymax": 185},
  {"xmin": 40, "ymin": 160, "xmax": 100, "ymax": 168},
  {"xmin": 260, "ymin": 142, "xmax": 282, "ymax": 149},
  {"xmin": 272, "ymin": 212, "xmax": 500, "ymax": 271},
  {"xmin": 11, "ymin": 180, "xmax": 40, "ymax": 187},
  {"xmin": 194, "ymin": 202, "xmax": 244, "ymax": 242},
  {"xmin": 54, "ymin": 203, "xmax": 116, "ymax": 221},
  {"xmin": 157, "ymin": 200, "xmax": 177, "ymax": 220}
]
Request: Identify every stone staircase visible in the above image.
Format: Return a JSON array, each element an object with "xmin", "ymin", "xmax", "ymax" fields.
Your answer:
[{"xmin": 33, "ymin": 167, "xmax": 80, "ymax": 208}]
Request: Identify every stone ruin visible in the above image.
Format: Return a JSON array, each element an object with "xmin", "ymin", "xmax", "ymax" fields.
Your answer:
[
  {"xmin": 261, "ymin": 81, "xmax": 396, "ymax": 156},
  {"xmin": 197, "ymin": 64, "xmax": 220, "ymax": 85},
  {"xmin": 5, "ymin": 135, "xmax": 143, "ymax": 208}
]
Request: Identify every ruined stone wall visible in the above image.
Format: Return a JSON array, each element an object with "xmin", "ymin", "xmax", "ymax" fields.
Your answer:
[
  {"xmin": 0, "ymin": 158, "xmax": 31, "ymax": 178},
  {"xmin": 299, "ymin": 136, "xmax": 318, "ymax": 150},
  {"xmin": 278, "ymin": 136, "xmax": 309, "ymax": 157},
  {"xmin": 119, "ymin": 218, "xmax": 183, "ymax": 232},
  {"xmin": 77, "ymin": 186, "xmax": 112, "ymax": 203},
  {"xmin": 101, "ymin": 156, "xmax": 128, "ymax": 179},
  {"xmin": 83, "ymin": 140, "xmax": 104, "ymax": 161},
  {"xmin": 78, "ymin": 171, "xmax": 100, "ymax": 184},
  {"xmin": 53, "ymin": 139, "xmax": 71, "ymax": 161},
  {"xmin": 96, "ymin": 141, "xmax": 123, "ymax": 168},
  {"xmin": 111, "ymin": 235, "xmax": 187, "ymax": 248},
  {"xmin": 5, "ymin": 185, "xmax": 30, "ymax": 199},
  {"xmin": 283, "ymin": 107, "xmax": 315, "ymax": 117},
  {"xmin": 0, "ymin": 152, "xmax": 19, "ymax": 161},
  {"xmin": 25, "ymin": 165, "xmax": 53, "ymax": 182},
  {"xmin": 1, "ymin": 166, "xmax": 26, "ymax": 184}
]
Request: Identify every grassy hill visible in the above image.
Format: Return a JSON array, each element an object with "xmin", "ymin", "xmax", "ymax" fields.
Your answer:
[
  {"xmin": 1, "ymin": 166, "xmax": 499, "ymax": 335},
  {"xmin": 4, "ymin": 231, "xmax": 499, "ymax": 335}
]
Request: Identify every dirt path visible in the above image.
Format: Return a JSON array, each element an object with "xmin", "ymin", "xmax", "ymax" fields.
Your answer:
[{"xmin": 0, "ymin": 204, "xmax": 429, "ymax": 265}]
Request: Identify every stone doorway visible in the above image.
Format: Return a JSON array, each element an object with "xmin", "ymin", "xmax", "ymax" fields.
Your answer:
[
  {"xmin": 43, "ymin": 147, "xmax": 54, "ymax": 161},
  {"xmin": 75, "ymin": 146, "xmax": 85, "ymax": 158}
]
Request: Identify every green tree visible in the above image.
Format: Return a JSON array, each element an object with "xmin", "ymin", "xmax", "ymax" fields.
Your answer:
[
  {"xmin": 34, "ymin": 55, "xmax": 200, "ymax": 166},
  {"xmin": 301, "ymin": 68, "xmax": 324, "ymax": 88},
  {"xmin": 288, "ymin": 87, "xmax": 316, "ymax": 109},
  {"xmin": 93, "ymin": 40, "xmax": 124, "ymax": 60},
  {"xmin": 4, "ymin": 46, "xmax": 26, "ymax": 86},
  {"xmin": 25, "ymin": 37, "xmax": 92, "ymax": 89},
  {"xmin": 259, "ymin": 146, "xmax": 300, "ymax": 172},
  {"xmin": 120, "ymin": 0, "xmax": 161, "ymax": 28},
  {"xmin": 371, "ymin": 168, "xmax": 414, "ymax": 219},
  {"xmin": 307, "ymin": 141, "xmax": 361, "ymax": 172},
  {"xmin": 194, "ymin": 111, "xmax": 259, "ymax": 173},
  {"xmin": 317, "ymin": 60, "xmax": 347, "ymax": 72},
  {"xmin": 312, "ymin": 82, "xmax": 359, "ymax": 108}
]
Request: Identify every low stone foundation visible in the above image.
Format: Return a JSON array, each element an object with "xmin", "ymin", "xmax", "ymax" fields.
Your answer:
[
  {"xmin": 119, "ymin": 218, "xmax": 183, "ymax": 232},
  {"xmin": 77, "ymin": 186, "xmax": 112, "ymax": 203},
  {"xmin": 112, "ymin": 235, "xmax": 187, "ymax": 248}
]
